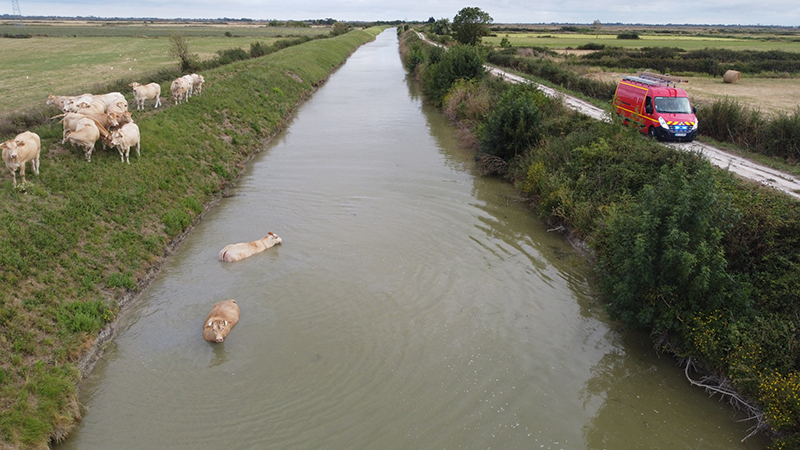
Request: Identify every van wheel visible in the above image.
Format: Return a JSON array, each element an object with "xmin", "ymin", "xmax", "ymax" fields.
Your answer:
[{"xmin": 648, "ymin": 126, "xmax": 657, "ymax": 138}]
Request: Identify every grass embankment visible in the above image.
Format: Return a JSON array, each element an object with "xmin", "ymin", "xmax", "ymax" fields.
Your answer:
[
  {"xmin": 0, "ymin": 26, "xmax": 384, "ymax": 449},
  {"xmin": 400, "ymin": 29, "xmax": 800, "ymax": 449}
]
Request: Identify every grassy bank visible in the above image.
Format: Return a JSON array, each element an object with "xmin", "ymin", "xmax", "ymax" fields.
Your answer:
[
  {"xmin": 0, "ymin": 26, "xmax": 384, "ymax": 449},
  {"xmin": 400, "ymin": 29, "xmax": 800, "ymax": 449}
]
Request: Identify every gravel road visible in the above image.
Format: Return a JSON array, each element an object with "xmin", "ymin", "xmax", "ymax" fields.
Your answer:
[{"xmin": 416, "ymin": 31, "xmax": 800, "ymax": 199}]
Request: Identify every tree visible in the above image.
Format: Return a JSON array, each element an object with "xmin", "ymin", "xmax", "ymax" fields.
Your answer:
[
  {"xmin": 430, "ymin": 18, "xmax": 451, "ymax": 36},
  {"xmin": 331, "ymin": 22, "xmax": 350, "ymax": 36},
  {"xmin": 592, "ymin": 19, "xmax": 602, "ymax": 38},
  {"xmin": 451, "ymin": 7, "xmax": 493, "ymax": 46},
  {"xmin": 169, "ymin": 33, "xmax": 199, "ymax": 72},
  {"xmin": 421, "ymin": 44, "xmax": 485, "ymax": 105}
]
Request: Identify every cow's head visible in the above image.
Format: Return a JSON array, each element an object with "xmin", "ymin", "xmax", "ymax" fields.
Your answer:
[
  {"xmin": 1, "ymin": 140, "xmax": 19, "ymax": 159},
  {"xmin": 107, "ymin": 130, "xmax": 121, "ymax": 147},
  {"xmin": 263, "ymin": 232, "xmax": 282, "ymax": 246},
  {"xmin": 111, "ymin": 111, "xmax": 132, "ymax": 127},
  {"xmin": 205, "ymin": 319, "xmax": 230, "ymax": 343}
]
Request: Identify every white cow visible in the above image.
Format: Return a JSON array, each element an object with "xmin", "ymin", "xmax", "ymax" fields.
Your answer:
[
  {"xmin": 57, "ymin": 111, "xmax": 119, "ymax": 144},
  {"xmin": 190, "ymin": 73, "xmax": 205, "ymax": 96},
  {"xmin": 95, "ymin": 92, "xmax": 126, "ymax": 111},
  {"xmin": 1, "ymin": 131, "xmax": 41, "ymax": 185},
  {"xmin": 170, "ymin": 78, "xmax": 190, "ymax": 105},
  {"xmin": 180, "ymin": 74, "xmax": 195, "ymax": 98},
  {"xmin": 110, "ymin": 122, "xmax": 141, "ymax": 164},
  {"xmin": 130, "ymin": 82, "xmax": 162, "ymax": 109},
  {"xmin": 63, "ymin": 94, "xmax": 96, "ymax": 113},
  {"xmin": 47, "ymin": 93, "xmax": 92, "ymax": 112},
  {"xmin": 65, "ymin": 118, "xmax": 108, "ymax": 162},
  {"xmin": 218, "ymin": 232, "xmax": 282, "ymax": 262}
]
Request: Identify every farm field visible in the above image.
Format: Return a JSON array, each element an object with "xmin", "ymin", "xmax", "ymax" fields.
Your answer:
[
  {"xmin": 0, "ymin": 22, "xmax": 331, "ymax": 116},
  {"xmin": 484, "ymin": 25, "xmax": 800, "ymax": 51},
  {"xmin": 584, "ymin": 70, "xmax": 800, "ymax": 115},
  {"xmin": 0, "ymin": 19, "xmax": 329, "ymax": 37}
]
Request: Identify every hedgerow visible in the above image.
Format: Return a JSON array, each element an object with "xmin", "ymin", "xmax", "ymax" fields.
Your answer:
[
  {"xmin": 577, "ymin": 46, "xmax": 800, "ymax": 76},
  {"xmin": 400, "ymin": 28, "xmax": 800, "ymax": 449}
]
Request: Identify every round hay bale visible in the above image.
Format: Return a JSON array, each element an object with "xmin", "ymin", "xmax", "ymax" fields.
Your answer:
[{"xmin": 723, "ymin": 70, "xmax": 741, "ymax": 84}]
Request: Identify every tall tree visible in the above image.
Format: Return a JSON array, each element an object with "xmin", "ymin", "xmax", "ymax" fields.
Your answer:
[
  {"xmin": 451, "ymin": 7, "xmax": 493, "ymax": 45},
  {"xmin": 430, "ymin": 18, "xmax": 451, "ymax": 36}
]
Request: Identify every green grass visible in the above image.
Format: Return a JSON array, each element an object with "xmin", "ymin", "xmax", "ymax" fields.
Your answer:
[
  {"xmin": 484, "ymin": 32, "xmax": 800, "ymax": 51},
  {"xmin": 0, "ymin": 26, "xmax": 385, "ymax": 449},
  {"xmin": 0, "ymin": 21, "xmax": 329, "ymax": 38},
  {"xmin": 0, "ymin": 29, "xmax": 333, "ymax": 115}
]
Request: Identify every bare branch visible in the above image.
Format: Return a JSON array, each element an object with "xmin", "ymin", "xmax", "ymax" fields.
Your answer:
[{"xmin": 684, "ymin": 357, "xmax": 768, "ymax": 441}]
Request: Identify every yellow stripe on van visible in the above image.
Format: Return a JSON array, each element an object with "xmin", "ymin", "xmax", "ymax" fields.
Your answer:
[{"xmin": 619, "ymin": 81, "xmax": 649, "ymax": 91}]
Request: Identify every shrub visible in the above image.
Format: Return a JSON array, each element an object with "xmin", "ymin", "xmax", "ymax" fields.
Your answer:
[
  {"xmin": 479, "ymin": 83, "xmax": 549, "ymax": 161},
  {"xmin": 617, "ymin": 31, "xmax": 640, "ymax": 40},
  {"xmin": 596, "ymin": 161, "xmax": 744, "ymax": 333},
  {"xmin": 577, "ymin": 42, "xmax": 605, "ymax": 50},
  {"xmin": 761, "ymin": 108, "xmax": 800, "ymax": 160},
  {"xmin": 421, "ymin": 44, "xmax": 486, "ymax": 105},
  {"xmin": 216, "ymin": 47, "xmax": 250, "ymax": 65},
  {"xmin": 250, "ymin": 41, "xmax": 270, "ymax": 58},
  {"xmin": 442, "ymin": 78, "xmax": 497, "ymax": 128}
]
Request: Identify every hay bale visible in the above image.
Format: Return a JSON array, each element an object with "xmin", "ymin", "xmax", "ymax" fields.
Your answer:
[{"xmin": 723, "ymin": 70, "xmax": 741, "ymax": 84}]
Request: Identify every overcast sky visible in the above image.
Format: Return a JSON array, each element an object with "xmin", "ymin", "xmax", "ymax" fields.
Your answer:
[{"xmin": 8, "ymin": 0, "xmax": 800, "ymax": 27}]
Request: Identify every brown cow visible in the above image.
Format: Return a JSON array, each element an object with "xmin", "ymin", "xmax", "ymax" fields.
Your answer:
[
  {"xmin": 218, "ymin": 232, "xmax": 282, "ymax": 262},
  {"xmin": 203, "ymin": 299, "xmax": 240, "ymax": 343}
]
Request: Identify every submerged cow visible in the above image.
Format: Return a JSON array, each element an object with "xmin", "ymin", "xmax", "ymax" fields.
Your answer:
[
  {"xmin": 203, "ymin": 299, "xmax": 240, "ymax": 343},
  {"xmin": 218, "ymin": 232, "xmax": 282, "ymax": 262}
]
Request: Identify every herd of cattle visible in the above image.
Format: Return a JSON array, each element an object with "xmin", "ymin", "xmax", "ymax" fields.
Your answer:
[
  {"xmin": 2, "ymin": 69, "xmax": 275, "ymax": 345},
  {"xmin": 1, "ymin": 73, "xmax": 205, "ymax": 185}
]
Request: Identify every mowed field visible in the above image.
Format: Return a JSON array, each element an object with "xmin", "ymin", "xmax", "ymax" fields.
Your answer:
[
  {"xmin": 483, "ymin": 26, "xmax": 800, "ymax": 116},
  {"xmin": 0, "ymin": 21, "xmax": 330, "ymax": 116}
]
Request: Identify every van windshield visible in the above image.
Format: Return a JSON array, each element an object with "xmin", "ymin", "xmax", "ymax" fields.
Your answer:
[{"xmin": 654, "ymin": 96, "xmax": 692, "ymax": 114}]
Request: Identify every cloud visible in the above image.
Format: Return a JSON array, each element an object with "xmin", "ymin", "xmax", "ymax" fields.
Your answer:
[{"xmin": 11, "ymin": 0, "xmax": 800, "ymax": 25}]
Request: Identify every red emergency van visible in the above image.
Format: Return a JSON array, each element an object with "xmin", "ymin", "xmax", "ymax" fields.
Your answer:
[{"xmin": 613, "ymin": 72, "xmax": 698, "ymax": 142}]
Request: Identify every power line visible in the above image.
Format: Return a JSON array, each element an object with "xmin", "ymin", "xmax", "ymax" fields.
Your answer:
[{"xmin": 12, "ymin": 0, "xmax": 24, "ymax": 28}]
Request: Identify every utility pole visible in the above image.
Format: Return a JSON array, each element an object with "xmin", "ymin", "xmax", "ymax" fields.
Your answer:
[{"xmin": 12, "ymin": 0, "xmax": 24, "ymax": 28}]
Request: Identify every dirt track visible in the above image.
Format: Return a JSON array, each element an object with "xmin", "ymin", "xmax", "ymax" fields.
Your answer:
[
  {"xmin": 415, "ymin": 31, "xmax": 800, "ymax": 199},
  {"xmin": 486, "ymin": 66, "xmax": 800, "ymax": 199}
]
